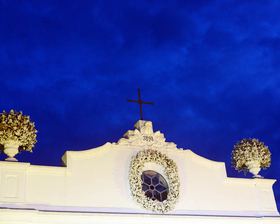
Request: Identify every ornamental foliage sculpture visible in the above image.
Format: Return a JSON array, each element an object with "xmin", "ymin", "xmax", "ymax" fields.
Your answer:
[
  {"xmin": 129, "ymin": 149, "xmax": 180, "ymax": 213},
  {"xmin": 0, "ymin": 110, "xmax": 38, "ymax": 153},
  {"xmin": 231, "ymin": 138, "xmax": 271, "ymax": 176}
]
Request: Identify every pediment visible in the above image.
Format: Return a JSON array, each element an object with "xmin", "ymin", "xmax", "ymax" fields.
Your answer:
[
  {"xmin": 117, "ymin": 120, "xmax": 179, "ymax": 150},
  {"xmin": 0, "ymin": 120, "xmax": 278, "ymax": 217}
]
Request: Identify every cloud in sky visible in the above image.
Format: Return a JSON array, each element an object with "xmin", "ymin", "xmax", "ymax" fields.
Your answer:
[{"xmin": 1, "ymin": 0, "xmax": 280, "ymax": 210}]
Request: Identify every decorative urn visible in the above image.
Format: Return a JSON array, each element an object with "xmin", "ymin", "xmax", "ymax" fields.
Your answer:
[
  {"xmin": 246, "ymin": 160, "xmax": 262, "ymax": 178},
  {"xmin": 3, "ymin": 140, "xmax": 21, "ymax": 161},
  {"xmin": 232, "ymin": 138, "xmax": 271, "ymax": 178},
  {"xmin": 0, "ymin": 110, "xmax": 38, "ymax": 161}
]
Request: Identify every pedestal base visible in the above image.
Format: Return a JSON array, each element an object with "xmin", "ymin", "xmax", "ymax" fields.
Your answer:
[
  {"xmin": 5, "ymin": 157, "xmax": 18, "ymax": 162},
  {"xmin": 253, "ymin": 174, "xmax": 263, "ymax": 179}
]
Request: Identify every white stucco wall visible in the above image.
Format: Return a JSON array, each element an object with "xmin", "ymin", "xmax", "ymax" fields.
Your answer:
[
  {"xmin": 1, "ymin": 209, "xmax": 280, "ymax": 224},
  {"xmin": 0, "ymin": 120, "xmax": 279, "ymax": 222}
]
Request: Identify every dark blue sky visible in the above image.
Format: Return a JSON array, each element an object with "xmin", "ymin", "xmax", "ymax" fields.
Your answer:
[{"xmin": 1, "ymin": 0, "xmax": 280, "ymax": 212}]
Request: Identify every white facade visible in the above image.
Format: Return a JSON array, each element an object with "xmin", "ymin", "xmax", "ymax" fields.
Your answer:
[{"xmin": 0, "ymin": 120, "xmax": 279, "ymax": 223}]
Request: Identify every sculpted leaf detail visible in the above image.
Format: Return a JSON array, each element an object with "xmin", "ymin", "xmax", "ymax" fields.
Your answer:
[{"xmin": 117, "ymin": 121, "xmax": 181, "ymax": 150}]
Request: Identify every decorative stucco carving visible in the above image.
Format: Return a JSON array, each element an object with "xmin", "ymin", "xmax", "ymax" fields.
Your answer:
[
  {"xmin": 129, "ymin": 149, "xmax": 180, "ymax": 213},
  {"xmin": 117, "ymin": 121, "xmax": 182, "ymax": 150}
]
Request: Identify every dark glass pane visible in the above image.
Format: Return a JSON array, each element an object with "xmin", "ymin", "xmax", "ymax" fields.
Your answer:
[
  {"xmin": 144, "ymin": 170, "xmax": 157, "ymax": 178},
  {"xmin": 142, "ymin": 170, "xmax": 169, "ymax": 202},
  {"xmin": 161, "ymin": 190, "xmax": 168, "ymax": 201},
  {"xmin": 154, "ymin": 191, "xmax": 161, "ymax": 201},
  {"xmin": 155, "ymin": 184, "xmax": 166, "ymax": 193},
  {"xmin": 159, "ymin": 175, "xmax": 168, "ymax": 186},
  {"xmin": 152, "ymin": 174, "xmax": 159, "ymax": 185},
  {"xmin": 142, "ymin": 183, "xmax": 149, "ymax": 191},
  {"xmin": 142, "ymin": 173, "xmax": 151, "ymax": 185}
]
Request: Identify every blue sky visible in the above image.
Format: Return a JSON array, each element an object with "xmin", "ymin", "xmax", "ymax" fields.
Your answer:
[{"xmin": 1, "ymin": 0, "xmax": 280, "ymax": 211}]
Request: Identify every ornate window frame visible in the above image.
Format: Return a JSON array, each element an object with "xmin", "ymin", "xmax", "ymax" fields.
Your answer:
[{"xmin": 129, "ymin": 149, "xmax": 180, "ymax": 213}]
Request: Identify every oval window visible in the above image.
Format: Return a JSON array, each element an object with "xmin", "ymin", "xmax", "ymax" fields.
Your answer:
[{"xmin": 141, "ymin": 170, "xmax": 169, "ymax": 202}]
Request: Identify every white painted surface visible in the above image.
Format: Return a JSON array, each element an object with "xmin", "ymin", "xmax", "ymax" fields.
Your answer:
[
  {"xmin": 0, "ymin": 120, "xmax": 279, "ymax": 224},
  {"xmin": 1, "ymin": 209, "xmax": 280, "ymax": 224}
]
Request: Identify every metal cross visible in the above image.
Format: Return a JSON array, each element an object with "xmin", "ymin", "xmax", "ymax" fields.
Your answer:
[{"xmin": 127, "ymin": 89, "xmax": 154, "ymax": 120}]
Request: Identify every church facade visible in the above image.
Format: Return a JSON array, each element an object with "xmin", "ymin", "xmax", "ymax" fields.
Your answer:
[{"xmin": 0, "ymin": 120, "xmax": 279, "ymax": 223}]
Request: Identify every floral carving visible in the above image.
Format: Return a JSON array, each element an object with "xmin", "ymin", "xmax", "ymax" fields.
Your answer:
[
  {"xmin": 232, "ymin": 138, "xmax": 271, "ymax": 174},
  {"xmin": 0, "ymin": 110, "xmax": 38, "ymax": 152},
  {"xmin": 129, "ymin": 149, "xmax": 180, "ymax": 213},
  {"xmin": 117, "ymin": 121, "xmax": 180, "ymax": 150}
]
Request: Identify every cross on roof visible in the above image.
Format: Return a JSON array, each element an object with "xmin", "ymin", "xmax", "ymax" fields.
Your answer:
[{"xmin": 127, "ymin": 89, "xmax": 154, "ymax": 120}]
